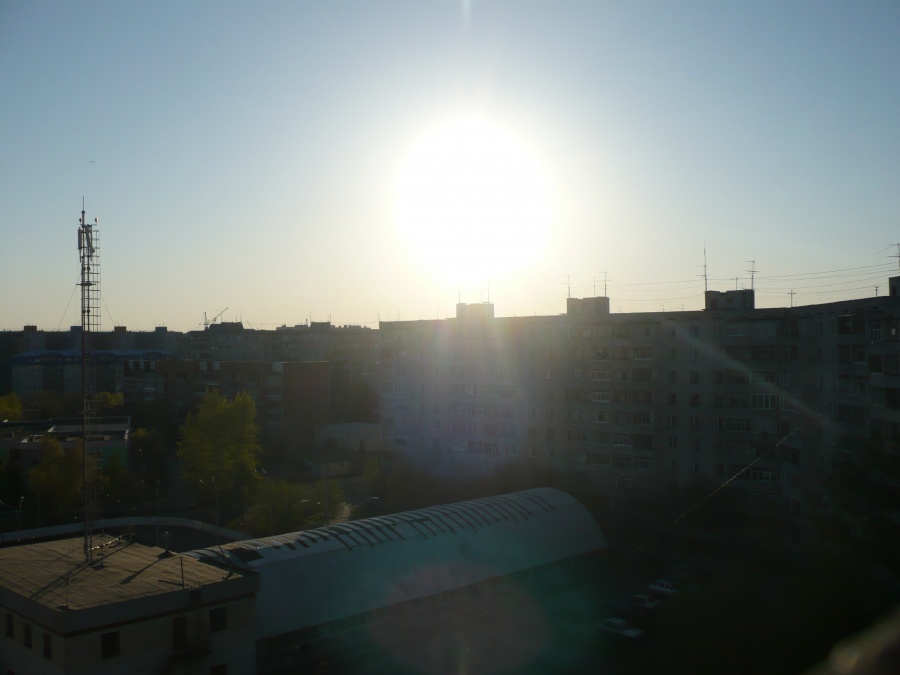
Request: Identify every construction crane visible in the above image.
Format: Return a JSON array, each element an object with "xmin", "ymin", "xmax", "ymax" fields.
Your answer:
[{"xmin": 203, "ymin": 307, "xmax": 229, "ymax": 330}]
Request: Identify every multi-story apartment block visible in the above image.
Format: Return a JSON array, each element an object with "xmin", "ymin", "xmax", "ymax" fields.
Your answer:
[{"xmin": 379, "ymin": 277, "xmax": 900, "ymax": 515}]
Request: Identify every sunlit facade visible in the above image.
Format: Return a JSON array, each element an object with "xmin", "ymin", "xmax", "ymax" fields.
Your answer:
[{"xmin": 379, "ymin": 276, "xmax": 900, "ymax": 514}]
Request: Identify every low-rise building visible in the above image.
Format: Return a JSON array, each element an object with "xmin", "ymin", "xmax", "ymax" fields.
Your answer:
[{"xmin": 0, "ymin": 534, "xmax": 258, "ymax": 674}]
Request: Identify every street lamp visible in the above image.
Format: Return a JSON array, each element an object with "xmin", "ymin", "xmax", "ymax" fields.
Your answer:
[
  {"xmin": 155, "ymin": 479, "xmax": 161, "ymax": 547},
  {"xmin": 209, "ymin": 476, "xmax": 220, "ymax": 553},
  {"xmin": 259, "ymin": 467, "xmax": 273, "ymax": 537},
  {"xmin": 199, "ymin": 477, "xmax": 224, "ymax": 558}
]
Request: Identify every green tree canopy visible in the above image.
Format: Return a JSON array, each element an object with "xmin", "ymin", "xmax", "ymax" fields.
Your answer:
[
  {"xmin": 28, "ymin": 436, "xmax": 83, "ymax": 512},
  {"xmin": 239, "ymin": 478, "xmax": 344, "ymax": 537},
  {"xmin": 178, "ymin": 391, "xmax": 261, "ymax": 508},
  {"xmin": 130, "ymin": 427, "xmax": 169, "ymax": 487},
  {"xmin": 0, "ymin": 393, "xmax": 23, "ymax": 421}
]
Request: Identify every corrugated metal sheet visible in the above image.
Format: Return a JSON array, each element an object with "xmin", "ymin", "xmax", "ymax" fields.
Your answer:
[{"xmin": 184, "ymin": 487, "xmax": 605, "ymax": 641}]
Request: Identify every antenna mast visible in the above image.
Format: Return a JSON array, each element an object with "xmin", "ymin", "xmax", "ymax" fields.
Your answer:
[
  {"xmin": 746, "ymin": 260, "xmax": 756, "ymax": 291},
  {"xmin": 703, "ymin": 246, "xmax": 709, "ymax": 293},
  {"xmin": 78, "ymin": 201, "xmax": 102, "ymax": 563}
]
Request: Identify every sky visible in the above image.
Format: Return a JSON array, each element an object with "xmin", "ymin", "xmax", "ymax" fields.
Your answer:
[{"xmin": 2, "ymin": 1, "xmax": 899, "ymax": 332}]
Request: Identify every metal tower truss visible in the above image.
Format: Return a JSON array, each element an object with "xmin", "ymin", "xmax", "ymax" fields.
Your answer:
[{"xmin": 78, "ymin": 205, "xmax": 103, "ymax": 563}]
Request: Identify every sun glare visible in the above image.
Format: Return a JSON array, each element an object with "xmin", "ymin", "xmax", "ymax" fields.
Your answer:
[{"xmin": 395, "ymin": 116, "xmax": 554, "ymax": 284}]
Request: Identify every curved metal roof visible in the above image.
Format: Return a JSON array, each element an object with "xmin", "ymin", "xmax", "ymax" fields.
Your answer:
[{"xmin": 185, "ymin": 487, "xmax": 606, "ymax": 641}]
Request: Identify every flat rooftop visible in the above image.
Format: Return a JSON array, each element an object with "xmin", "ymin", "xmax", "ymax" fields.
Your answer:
[{"xmin": 0, "ymin": 534, "xmax": 252, "ymax": 631}]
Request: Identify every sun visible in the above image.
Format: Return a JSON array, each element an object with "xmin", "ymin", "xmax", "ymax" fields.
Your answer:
[{"xmin": 395, "ymin": 116, "xmax": 554, "ymax": 284}]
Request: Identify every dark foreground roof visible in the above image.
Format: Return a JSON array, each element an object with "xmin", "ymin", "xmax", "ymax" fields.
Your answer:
[{"xmin": 185, "ymin": 487, "xmax": 606, "ymax": 641}]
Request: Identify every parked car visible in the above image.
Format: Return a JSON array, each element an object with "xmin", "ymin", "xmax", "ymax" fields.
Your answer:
[
  {"xmin": 648, "ymin": 578, "xmax": 680, "ymax": 595},
  {"xmin": 598, "ymin": 617, "xmax": 644, "ymax": 640}
]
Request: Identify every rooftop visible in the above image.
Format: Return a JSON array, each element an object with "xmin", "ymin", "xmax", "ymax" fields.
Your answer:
[{"xmin": 0, "ymin": 534, "xmax": 256, "ymax": 634}]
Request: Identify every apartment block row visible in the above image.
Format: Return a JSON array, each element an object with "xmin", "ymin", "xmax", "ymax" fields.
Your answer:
[
  {"xmin": 378, "ymin": 277, "xmax": 900, "ymax": 513},
  {"xmin": 1, "ymin": 322, "xmax": 378, "ymax": 441}
]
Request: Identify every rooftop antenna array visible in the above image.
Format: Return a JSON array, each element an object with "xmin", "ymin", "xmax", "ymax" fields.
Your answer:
[
  {"xmin": 593, "ymin": 271, "xmax": 609, "ymax": 297},
  {"xmin": 77, "ymin": 200, "xmax": 102, "ymax": 563},
  {"xmin": 703, "ymin": 246, "xmax": 709, "ymax": 293},
  {"xmin": 746, "ymin": 260, "xmax": 757, "ymax": 291},
  {"xmin": 879, "ymin": 243, "xmax": 900, "ymax": 274}
]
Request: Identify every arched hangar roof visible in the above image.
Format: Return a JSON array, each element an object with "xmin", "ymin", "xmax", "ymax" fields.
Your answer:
[{"xmin": 184, "ymin": 487, "xmax": 606, "ymax": 641}]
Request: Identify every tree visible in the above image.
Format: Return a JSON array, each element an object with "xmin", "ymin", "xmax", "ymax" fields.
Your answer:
[
  {"xmin": 98, "ymin": 391, "xmax": 124, "ymax": 412},
  {"xmin": 25, "ymin": 391, "xmax": 82, "ymax": 420},
  {"xmin": 178, "ymin": 391, "xmax": 261, "ymax": 509},
  {"xmin": 28, "ymin": 436, "xmax": 83, "ymax": 513},
  {"xmin": 0, "ymin": 393, "xmax": 23, "ymax": 421},
  {"xmin": 130, "ymin": 427, "xmax": 169, "ymax": 488},
  {"xmin": 239, "ymin": 478, "xmax": 345, "ymax": 537}
]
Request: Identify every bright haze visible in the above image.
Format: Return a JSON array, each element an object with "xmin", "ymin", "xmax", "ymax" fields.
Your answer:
[{"xmin": 2, "ymin": 2, "xmax": 899, "ymax": 332}]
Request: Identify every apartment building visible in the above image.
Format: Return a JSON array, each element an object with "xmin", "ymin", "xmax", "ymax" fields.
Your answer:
[{"xmin": 379, "ymin": 277, "xmax": 900, "ymax": 514}]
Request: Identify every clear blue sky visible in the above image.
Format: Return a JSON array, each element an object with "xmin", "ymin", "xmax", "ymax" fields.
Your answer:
[{"xmin": 2, "ymin": 1, "xmax": 899, "ymax": 331}]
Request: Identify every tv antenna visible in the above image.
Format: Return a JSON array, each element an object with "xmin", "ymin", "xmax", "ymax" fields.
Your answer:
[
  {"xmin": 878, "ymin": 243, "xmax": 900, "ymax": 274},
  {"xmin": 594, "ymin": 271, "xmax": 608, "ymax": 297},
  {"xmin": 699, "ymin": 246, "xmax": 709, "ymax": 293},
  {"xmin": 746, "ymin": 260, "xmax": 757, "ymax": 291}
]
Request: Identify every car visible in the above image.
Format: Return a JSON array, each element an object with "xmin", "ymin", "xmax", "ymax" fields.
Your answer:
[
  {"xmin": 648, "ymin": 578, "xmax": 680, "ymax": 595},
  {"xmin": 598, "ymin": 617, "xmax": 644, "ymax": 639},
  {"xmin": 629, "ymin": 593, "xmax": 662, "ymax": 610}
]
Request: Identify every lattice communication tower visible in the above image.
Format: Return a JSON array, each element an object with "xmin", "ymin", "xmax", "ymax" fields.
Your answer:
[{"xmin": 78, "ymin": 203, "xmax": 103, "ymax": 563}]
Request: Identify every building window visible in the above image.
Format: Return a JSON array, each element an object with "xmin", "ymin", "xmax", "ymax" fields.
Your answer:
[
  {"xmin": 668, "ymin": 437, "xmax": 677, "ymax": 450},
  {"xmin": 691, "ymin": 460, "xmax": 700, "ymax": 474},
  {"xmin": 690, "ymin": 394, "xmax": 701, "ymax": 407},
  {"xmin": 614, "ymin": 475, "xmax": 634, "ymax": 490},
  {"xmin": 668, "ymin": 392, "xmax": 677, "ymax": 405},
  {"xmin": 668, "ymin": 415, "xmax": 677, "ymax": 428},
  {"xmin": 210, "ymin": 607, "xmax": 227, "ymax": 632},
  {"xmin": 690, "ymin": 347, "xmax": 699, "ymax": 361},
  {"xmin": 210, "ymin": 665, "xmax": 228, "ymax": 675},
  {"xmin": 101, "ymin": 631, "xmax": 121, "ymax": 659},
  {"xmin": 668, "ymin": 371, "xmax": 677, "ymax": 384},
  {"xmin": 5, "ymin": 613, "xmax": 12, "ymax": 638},
  {"xmin": 23, "ymin": 623, "xmax": 31, "ymax": 649},
  {"xmin": 43, "ymin": 632, "xmax": 52, "ymax": 659},
  {"xmin": 690, "ymin": 370, "xmax": 700, "ymax": 385}
]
